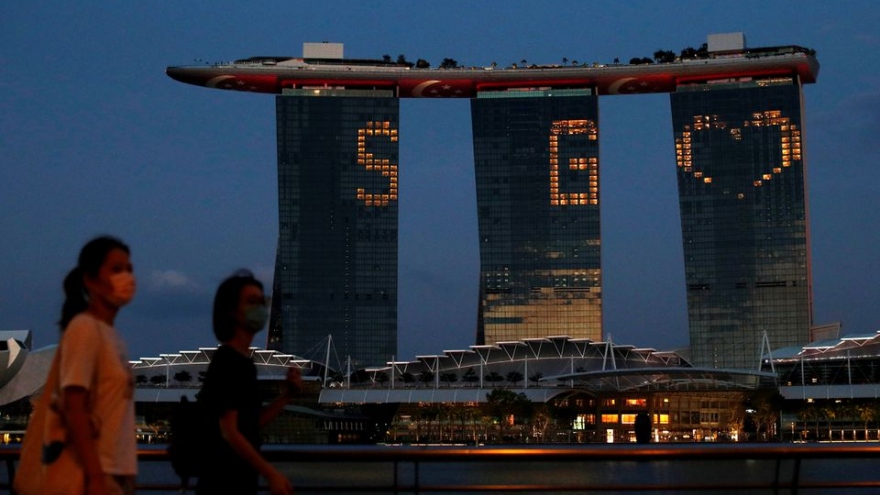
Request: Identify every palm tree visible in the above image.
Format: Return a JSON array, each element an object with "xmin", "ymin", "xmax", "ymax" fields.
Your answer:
[
  {"xmin": 440, "ymin": 372, "xmax": 458, "ymax": 387},
  {"xmin": 462, "ymin": 368, "xmax": 479, "ymax": 385},
  {"xmin": 485, "ymin": 371, "xmax": 504, "ymax": 387},
  {"xmin": 375, "ymin": 371, "xmax": 390, "ymax": 387},
  {"xmin": 506, "ymin": 370, "xmax": 524, "ymax": 387},
  {"xmin": 418, "ymin": 371, "xmax": 435, "ymax": 388},
  {"xmin": 400, "ymin": 372, "xmax": 415, "ymax": 387},
  {"xmin": 529, "ymin": 372, "xmax": 544, "ymax": 386}
]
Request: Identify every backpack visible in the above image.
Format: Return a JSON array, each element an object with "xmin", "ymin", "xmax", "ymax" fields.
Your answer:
[{"xmin": 167, "ymin": 396, "xmax": 203, "ymax": 489}]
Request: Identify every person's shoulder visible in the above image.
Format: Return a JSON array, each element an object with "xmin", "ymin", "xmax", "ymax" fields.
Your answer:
[
  {"xmin": 68, "ymin": 312, "xmax": 94, "ymax": 327},
  {"xmin": 210, "ymin": 345, "xmax": 240, "ymax": 364},
  {"xmin": 211, "ymin": 346, "xmax": 254, "ymax": 370},
  {"xmin": 64, "ymin": 313, "xmax": 100, "ymax": 338},
  {"xmin": 214, "ymin": 345, "xmax": 235, "ymax": 358}
]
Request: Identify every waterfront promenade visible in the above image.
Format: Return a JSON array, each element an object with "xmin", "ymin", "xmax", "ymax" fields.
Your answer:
[{"xmin": 2, "ymin": 442, "xmax": 880, "ymax": 494}]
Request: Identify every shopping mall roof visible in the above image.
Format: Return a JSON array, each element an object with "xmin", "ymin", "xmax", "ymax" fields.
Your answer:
[{"xmin": 320, "ymin": 336, "xmax": 776, "ymax": 404}]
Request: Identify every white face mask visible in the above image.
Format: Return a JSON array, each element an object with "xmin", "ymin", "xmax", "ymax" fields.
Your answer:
[{"xmin": 108, "ymin": 271, "xmax": 136, "ymax": 307}]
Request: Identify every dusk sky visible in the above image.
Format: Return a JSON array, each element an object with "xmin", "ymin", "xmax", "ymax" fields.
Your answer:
[{"xmin": 3, "ymin": 2, "xmax": 879, "ymax": 366}]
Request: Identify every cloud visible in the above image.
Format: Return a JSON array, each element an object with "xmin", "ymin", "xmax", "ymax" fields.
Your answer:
[
  {"xmin": 147, "ymin": 269, "xmax": 201, "ymax": 293},
  {"xmin": 128, "ymin": 271, "xmax": 209, "ymax": 323},
  {"xmin": 854, "ymin": 33, "xmax": 880, "ymax": 46}
]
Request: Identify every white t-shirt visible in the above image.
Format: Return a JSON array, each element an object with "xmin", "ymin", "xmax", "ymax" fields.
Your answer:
[{"xmin": 59, "ymin": 312, "xmax": 137, "ymax": 476}]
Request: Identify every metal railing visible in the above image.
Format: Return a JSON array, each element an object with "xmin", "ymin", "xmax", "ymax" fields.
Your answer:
[{"xmin": 2, "ymin": 443, "xmax": 880, "ymax": 494}]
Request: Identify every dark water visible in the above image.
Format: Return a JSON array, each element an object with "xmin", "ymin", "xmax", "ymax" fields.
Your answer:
[{"xmin": 129, "ymin": 445, "xmax": 879, "ymax": 495}]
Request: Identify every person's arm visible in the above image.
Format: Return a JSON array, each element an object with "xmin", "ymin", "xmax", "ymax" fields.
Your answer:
[
  {"xmin": 259, "ymin": 367, "xmax": 302, "ymax": 428},
  {"xmin": 63, "ymin": 386, "xmax": 107, "ymax": 495},
  {"xmin": 218, "ymin": 410, "xmax": 293, "ymax": 495}
]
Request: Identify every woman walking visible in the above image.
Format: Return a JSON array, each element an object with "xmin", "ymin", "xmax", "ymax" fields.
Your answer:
[
  {"xmin": 196, "ymin": 270, "xmax": 300, "ymax": 495},
  {"xmin": 57, "ymin": 235, "xmax": 138, "ymax": 495}
]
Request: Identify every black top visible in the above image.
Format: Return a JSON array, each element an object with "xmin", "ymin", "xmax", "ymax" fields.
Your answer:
[{"xmin": 196, "ymin": 345, "xmax": 261, "ymax": 495}]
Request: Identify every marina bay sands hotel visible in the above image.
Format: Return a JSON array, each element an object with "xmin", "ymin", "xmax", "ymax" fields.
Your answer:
[{"xmin": 167, "ymin": 33, "xmax": 819, "ymax": 371}]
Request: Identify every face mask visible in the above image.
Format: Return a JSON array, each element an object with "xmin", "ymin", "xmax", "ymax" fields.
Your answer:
[
  {"xmin": 108, "ymin": 271, "xmax": 136, "ymax": 307},
  {"xmin": 244, "ymin": 305, "xmax": 268, "ymax": 333}
]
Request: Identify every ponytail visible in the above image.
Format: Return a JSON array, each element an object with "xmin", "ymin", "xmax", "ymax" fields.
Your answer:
[
  {"xmin": 58, "ymin": 235, "xmax": 130, "ymax": 331},
  {"xmin": 59, "ymin": 267, "xmax": 88, "ymax": 329}
]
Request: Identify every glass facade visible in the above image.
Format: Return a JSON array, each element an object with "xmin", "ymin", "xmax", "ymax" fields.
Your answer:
[
  {"xmin": 471, "ymin": 90, "xmax": 602, "ymax": 344},
  {"xmin": 271, "ymin": 89, "xmax": 398, "ymax": 367},
  {"xmin": 671, "ymin": 79, "xmax": 812, "ymax": 370}
]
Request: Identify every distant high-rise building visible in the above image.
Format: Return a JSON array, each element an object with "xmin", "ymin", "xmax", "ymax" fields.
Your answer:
[
  {"xmin": 671, "ymin": 79, "xmax": 812, "ymax": 369},
  {"xmin": 270, "ymin": 89, "xmax": 399, "ymax": 367},
  {"xmin": 471, "ymin": 90, "xmax": 603, "ymax": 344}
]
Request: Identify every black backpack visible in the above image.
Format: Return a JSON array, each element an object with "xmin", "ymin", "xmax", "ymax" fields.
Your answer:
[{"xmin": 167, "ymin": 396, "xmax": 202, "ymax": 489}]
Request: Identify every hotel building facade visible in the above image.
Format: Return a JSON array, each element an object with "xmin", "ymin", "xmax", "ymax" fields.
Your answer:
[
  {"xmin": 168, "ymin": 34, "xmax": 818, "ymax": 370},
  {"xmin": 269, "ymin": 89, "xmax": 399, "ymax": 367},
  {"xmin": 471, "ymin": 90, "xmax": 602, "ymax": 344},
  {"xmin": 671, "ymin": 79, "xmax": 812, "ymax": 369}
]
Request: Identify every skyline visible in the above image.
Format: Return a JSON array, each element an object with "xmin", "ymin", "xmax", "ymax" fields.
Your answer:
[{"xmin": 3, "ymin": 2, "xmax": 880, "ymax": 365}]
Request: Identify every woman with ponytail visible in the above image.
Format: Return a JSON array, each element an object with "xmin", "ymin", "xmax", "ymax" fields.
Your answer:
[{"xmin": 57, "ymin": 236, "xmax": 138, "ymax": 495}]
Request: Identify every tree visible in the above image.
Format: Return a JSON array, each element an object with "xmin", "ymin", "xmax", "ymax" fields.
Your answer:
[
  {"xmin": 696, "ymin": 43, "xmax": 709, "ymax": 58},
  {"xmin": 529, "ymin": 403, "xmax": 552, "ymax": 442},
  {"xmin": 856, "ymin": 402, "xmax": 878, "ymax": 440},
  {"xmin": 382, "ymin": 54, "xmax": 392, "ymax": 63},
  {"xmin": 419, "ymin": 403, "xmax": 443, "ymax": 441},
  {"xmin": 418, "ymin": 371, "xmax": 435, "ymax": 387},
  {"xmin": 747, "ymin": 390, "xmax": 783, "ymax": 441},
  {"xmin": 440, "ymin": 372, "xmax": 458, "ymax": 386},
  {"xmin": 562, "ymin": 57, "xmax": 569, "ymax": 65},
  {"xmin": 415, "ymin": 58, "xmax": 430, "ymax": 69},
  {"xmin": 485, "ymin": 371, "xmax": 504, "ymax": 387},
  {"xmin": 439, "ymin": 58, "xmax": 459, "ymax": 69},
  {"xmin": 396, "ymin": 54, "xmax": 413, "ymax": 67},
  {"xmin": 173, "ymin": 370, "xmax": 192, "ymax": 386},
  {"xmin": 400, "ymin": 372, "xmax": 415, "ymax": 386},
  {"xmin": 149, "ymin": 374, "xmax": 167, "ymax": 386},
  {"xmin": 484, "ymin": 389, "xmax": 531, "ymax": 442},
  {"xmin": 822, "ymin": 404, "xmax": 838, "ymax": 440},
  {"xmin": 375, "ymin": 371, "xmax": 390, "ymax": 386},
  {"xmin": 506, "ymin": 371, "xmax": 524, "ymax": 387},
  {"xmin": 528, "ymin": 372, "xmax": 544, "ymax": 386},
  {"xmin": 462, "ymin": 368, "xmax": 479, "ymax": 385},
  {"xmin": 680, "ymin": 46, "xmax": 698, "ymax": 59},
  {"xmin": 653, "ymin": 49, "xmax": 676, "ymax": 63},
  {"xmin": 136, "ymin": 374, "xmax": 148, "ymax": 385}
]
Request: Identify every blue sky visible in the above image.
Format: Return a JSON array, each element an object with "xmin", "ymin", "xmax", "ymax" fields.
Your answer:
[{"xmin": 2, "ymin": 1, "xmax": 879, "ymax": 364}]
